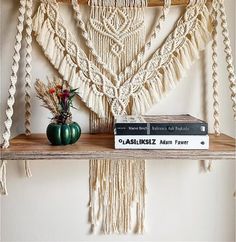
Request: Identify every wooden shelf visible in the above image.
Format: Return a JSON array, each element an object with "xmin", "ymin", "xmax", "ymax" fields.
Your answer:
[{"xmin": 1, "ymin": 134, "xmax": 235, "ymax": 161}]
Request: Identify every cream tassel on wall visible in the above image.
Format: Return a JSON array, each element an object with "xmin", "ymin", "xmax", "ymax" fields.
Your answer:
[
  {"xmin": 89, "ymin": 159, "xmax": 146, "ymax": 234},
  {"xmin": 24, "ymin": 160, "xmax": 32, "ymax": 178},
  {"xmin": 0, "ymin": 161, "xmax": 8, "ymax": 195}
]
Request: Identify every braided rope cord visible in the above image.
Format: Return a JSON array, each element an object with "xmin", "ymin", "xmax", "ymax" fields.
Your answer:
[
  {"xmin": 25, "ymin": 0, "xmax": 33, "ymax": 135},
  {"xmin": 2, "ymin": 0, "xmax": 27, "ymax": 149},
  {"xmin": 24, "ymin": 160, "xmax": 32, "ymax": 177},
  {"xmin": 71, "ymin": 0, "xmax": 171, "ymax": 82},
  {"xmin": 218, "ymin": 0, "xmax": 236, "ymax": 119},
  {"xmin": 0, "ymin": 161, "xmax": 8, "ymax": 195},
  {"xmin": 212, "ymin": 0, "xmax": 220, "ymax": 136}
]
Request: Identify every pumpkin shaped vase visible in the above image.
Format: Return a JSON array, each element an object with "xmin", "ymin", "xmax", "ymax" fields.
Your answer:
[{"xmin": 47, "ymin": 121, "xmax": 81, "ymax": 145}]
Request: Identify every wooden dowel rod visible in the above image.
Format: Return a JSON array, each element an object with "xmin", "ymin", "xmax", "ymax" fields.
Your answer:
[{"xmin": 57, "ymin": 0, "xmax": 212, "ymax": 6}]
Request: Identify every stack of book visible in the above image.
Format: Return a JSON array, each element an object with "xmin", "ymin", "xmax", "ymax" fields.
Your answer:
[{"xmin": 114, "ymin": 115, "xmax": 209, "ymax": 149}]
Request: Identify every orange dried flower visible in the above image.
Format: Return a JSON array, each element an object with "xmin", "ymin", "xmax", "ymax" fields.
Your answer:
[
  {"xmin": 56, "ymin": 85, "xmax": 63, "ymax": 89},
  {"xmin": 49, "ymin": 88, "xmax": 56, "ymax": 94}
]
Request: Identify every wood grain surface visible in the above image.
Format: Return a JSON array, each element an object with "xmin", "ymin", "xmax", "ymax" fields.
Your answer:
[{"xmin": 1, "ymin": 133, "xmax": 235, "ymax": 161}]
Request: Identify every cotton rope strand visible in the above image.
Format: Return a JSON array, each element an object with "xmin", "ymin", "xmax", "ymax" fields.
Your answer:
[
  {"xmin": 218, "ymin": 0, "xmax": 236, "ymax": 119},
  {"xmin": 24, "ymin": 160, "xmax": 32, "ymax": 178},
  {"xmin": 75, "ymin": 0, "xmax": 147, "ymax": 83},
  {"xmin": 2, "ymin": 0, "xmax": 27, "ymax": 149},
  {"xmin": 25, "ymin": 0, "xmax": 33, "ymax": 136},
  {"xmin": 72, "ymin": 0, "xmax": 171, "ymax": 82},
  {"xmin": 24, "ymin": 0, "xmax": 33, "ymax": 178},
  {"xmin": 211, "ymin": 0, "xmax": 220, "ymax": 136},
  {"xmin": 0, "ymin": 161, "xmax": 8, "ymax": 195},
  {"xmin": 119, "ymin": 0, "xmax": 171, "ymax": 81},
  {"xmin": 72, "ymin": 0, "xmax": 117, "ymax": 81}
]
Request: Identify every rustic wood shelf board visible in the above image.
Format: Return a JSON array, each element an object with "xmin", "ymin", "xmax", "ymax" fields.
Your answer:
[{"xmin": 1, "ymin": 134, "xmax": 235, "ymax": 160}]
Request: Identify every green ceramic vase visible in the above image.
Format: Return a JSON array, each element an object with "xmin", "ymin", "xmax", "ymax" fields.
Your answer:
[{"xmin": 46, "ymin": 122, "xmax": 81, "ymax": 145}]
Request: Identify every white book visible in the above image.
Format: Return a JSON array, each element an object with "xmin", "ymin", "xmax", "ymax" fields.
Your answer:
[{"xmin": 115, "ymin": 135, "xmax": 209, "ymax": 150}]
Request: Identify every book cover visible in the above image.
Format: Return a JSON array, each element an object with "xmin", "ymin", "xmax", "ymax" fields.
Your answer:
[
  {"xmin": 114, "ymin": 115, "xmax": 208, "ymax": 135},
  {"xmin": 114, "ymin": 135, "xmax": 209, "ymax": 150}
]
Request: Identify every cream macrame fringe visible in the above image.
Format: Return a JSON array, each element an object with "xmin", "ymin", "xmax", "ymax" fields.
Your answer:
[
  {"xmin": 90, "ymin": 109, "xmax": 114, "ymax": 133},
  {"xmin": 72, "ymin": 0, "xmax": 171, "ymax": 83},
  {"xmin": 0, "ymin": 161, "xmax": 8, "ymax": 196},
  {"xmin": 0, "ymin": 160, "xmax": 31, "ymax": 196},
  {"xmin": 31, "ymin": 1, "xmax": 210, "ymax": 117},
  {"xmin": 33, "ymin": 2, "xmax": 109, "ymax": 118},
  {"xmin": 88, "ymin": 0, "xmax": 147, "ymax": 7},
  {"xmin": 87, "ymin": 0, "xmax": 146, "ymax": 81},
  {"xmin": 32, "ymin": 1, "xmax": 212, "ymax": 118},
  {"xmin": 89, "ymin": 159, "xmax": 146, "ymax": 234},
  {"xmin": 130, "ymin": 2, "xmax": 212, "ymax": 115}
]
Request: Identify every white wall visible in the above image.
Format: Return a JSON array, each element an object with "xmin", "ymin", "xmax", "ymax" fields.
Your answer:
[{"xmin": 1, "ymin": 0, "xmax": 235, "ymax": 241}]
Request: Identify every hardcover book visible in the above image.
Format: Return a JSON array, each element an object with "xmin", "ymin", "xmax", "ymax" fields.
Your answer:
[{"xmin": 114, "ymin": 115, "xmax": 208, "ymax": 135}]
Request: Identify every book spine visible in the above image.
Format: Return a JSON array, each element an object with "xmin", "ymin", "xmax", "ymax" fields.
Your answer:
[
  {"xmin": 114, "ymin": 135, "xmax": 209, "ymax": 149},
  {"xmin": 115, "ymin": 123, "xmax": 208, "ymax": 135}
]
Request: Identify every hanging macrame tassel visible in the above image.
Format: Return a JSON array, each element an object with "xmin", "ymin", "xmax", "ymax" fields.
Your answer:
[
  {"xmin": 201, "ymin": 160, "xmax": 213, "ymax": 172},
  {"xmin": 0, "ymin": 161, "xmax": 8, "ymax": 196},
  {"xmin": 207, "ymin": 161, "xmax": 213, "ymax": 172},
  {"xmin": 89, "ymin": 159, "xmax": 146, "ymax": 234},
  {"xmin": 24, "ymin": 160, "xmax": 32, "ymax": 178}
]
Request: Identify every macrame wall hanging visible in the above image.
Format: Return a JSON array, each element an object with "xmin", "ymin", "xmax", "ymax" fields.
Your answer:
[
  {"xmin": 31, "ymin": 2, "xmax": 213, "ymax": 232},
  {"xmin": 32, "ymin": 0, "xmax": 215, "ymax": 119},
  {"xmin": 1, "ymin": 0, "xmax": 236, "ymax": 235},
  {"xmin": 86, "ymin": 0, "xmax": 148, "ymax": 234}
]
